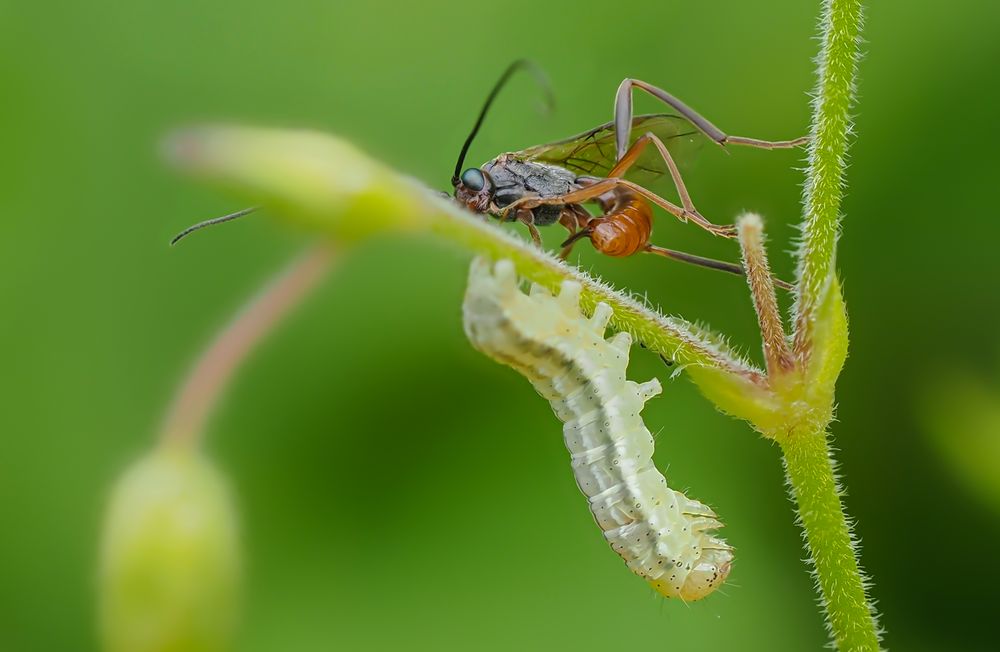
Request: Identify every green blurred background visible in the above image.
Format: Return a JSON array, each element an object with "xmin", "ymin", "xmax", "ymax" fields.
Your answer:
[{"xmin": 2, "ymin": 1, "xmax": 998, "ymax": 649}]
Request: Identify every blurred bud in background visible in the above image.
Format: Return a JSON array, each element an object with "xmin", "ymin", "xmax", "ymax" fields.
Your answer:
[
  {"xmin": 922, "ymin": 367, "xmax": 1000, "ymax": 517},
  {"xmin": 98, "ymin": 445, "xmax": 240, "ymax": 652}
]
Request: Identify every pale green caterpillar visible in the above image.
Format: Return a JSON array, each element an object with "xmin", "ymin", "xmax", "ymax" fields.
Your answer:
[{"xmin": 463, "ymin": 258, "xmax": 732, "ymax": 600}]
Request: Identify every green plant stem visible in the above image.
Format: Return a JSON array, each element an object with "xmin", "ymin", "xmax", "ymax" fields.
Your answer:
[
  {"xmin": 782, "ymin": 0, "xmax": 880, "ymax": 648},
  {"xmin": 794, "ymin": 0, "xmax": 863, "ymax": 360},
  {"xmin": 780, "ymin": 430, "xmax": 880, "ymax": 652}
]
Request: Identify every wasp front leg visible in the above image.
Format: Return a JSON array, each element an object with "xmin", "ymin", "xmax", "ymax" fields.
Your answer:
[{"xmin": 513, "ymin": 209, "xmax": 543, "ymax": 247}]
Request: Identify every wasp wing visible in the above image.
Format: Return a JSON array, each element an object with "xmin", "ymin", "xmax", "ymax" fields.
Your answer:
[{"xmin": 516, "ymin": 113, "xmax": 705, "ymax": 185}]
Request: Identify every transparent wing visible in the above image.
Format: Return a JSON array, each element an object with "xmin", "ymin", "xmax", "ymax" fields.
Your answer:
[{"xmin": 516, "ymin": 113, "xmax": 706, "ymax": 185}]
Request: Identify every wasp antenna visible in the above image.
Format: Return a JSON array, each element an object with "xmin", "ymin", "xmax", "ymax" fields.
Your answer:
[
  {"xmin": 453, "ymin": 59, "xmax": 553, "ymax": 185},
  {"xmin": 170, "ymin": 206, "xmax": 258, "ymax": 246}
]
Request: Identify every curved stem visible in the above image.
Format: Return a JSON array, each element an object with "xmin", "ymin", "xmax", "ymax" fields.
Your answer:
[
  {"xmin": 160, "ymin": 244, "xmax": 335, "ymax": 448},
  {"xmin": 781, "ymin": 431, "xmax": 881, "ymax": 651},
  {"xmin": 164, "ymin": 127, "xmax": 762, "ymax": 382},
  {"xmin": 424, "ymin": 201, "xmax": 763, "ymax": 381}
]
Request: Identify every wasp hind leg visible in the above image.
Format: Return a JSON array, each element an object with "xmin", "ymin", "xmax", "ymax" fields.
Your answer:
[
  {"xmin": 645, "ymin": 244, "xmax": 794, "ymax": 291},
  {"xmin": 613, "ymin": 78, "xmax": 810, "ymax": 160}
]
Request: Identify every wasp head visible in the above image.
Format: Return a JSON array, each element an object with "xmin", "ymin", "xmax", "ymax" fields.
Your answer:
[{"xmin": 452, "ymin": 167, "xmax": 495, "ymax": 214}]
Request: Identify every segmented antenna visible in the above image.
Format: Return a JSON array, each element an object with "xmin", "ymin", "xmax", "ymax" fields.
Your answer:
[
  {"xmin": 452, "ymin": 60, "xmax": 554, "ymax": 186},
  {"xmin": 170, "ymin": 206, "xmax": 258, "ymax": 246}
]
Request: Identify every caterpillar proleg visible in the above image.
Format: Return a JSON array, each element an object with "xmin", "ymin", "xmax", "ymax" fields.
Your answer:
[{"xmin": 463, "ymin": 258, "xmax": 732, "ymax": 600}]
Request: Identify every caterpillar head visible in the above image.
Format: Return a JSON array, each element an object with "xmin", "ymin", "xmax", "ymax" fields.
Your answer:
[{"xmin": 679, "ymin": 540, "xmax": 734, "ymax": 601}]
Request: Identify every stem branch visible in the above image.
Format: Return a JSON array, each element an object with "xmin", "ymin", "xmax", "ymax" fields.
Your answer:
[{"xmin": 737, "ymin": 213, "xmax": 793, "ymax": 375}]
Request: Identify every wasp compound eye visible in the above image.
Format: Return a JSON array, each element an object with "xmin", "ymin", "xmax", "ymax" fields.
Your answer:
[{"xmin": 461, "ymin": 168, "xmax": 486, "ymax": 191}]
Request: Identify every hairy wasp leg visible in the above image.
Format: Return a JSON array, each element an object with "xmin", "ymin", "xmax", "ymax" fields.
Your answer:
[
  {"xmin": 614, "ymin": 78, "xmax": 809, "ymax": 160},
  {"xmin": 502, "ymin": 177, "xmax": 734, "ymax": 238},
  {"xmin": 645, "ymin": 245, "xmax": 794, "ymax": 291}
]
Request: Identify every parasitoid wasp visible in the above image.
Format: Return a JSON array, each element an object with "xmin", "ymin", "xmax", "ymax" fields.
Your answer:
[
  {"xmin": 451, "ymin": 60, "xmax": 808, "ymax": 289},
  {"xmin": 172, "ymin": 61, "xmax": 805, "ymax": 291},
  {"xmin": 450, "ymin": 60, "xmax": 807, "ymax": 288}
]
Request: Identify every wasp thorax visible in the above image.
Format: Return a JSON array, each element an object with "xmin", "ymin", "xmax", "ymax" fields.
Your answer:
[{"xmin": 454, "ymin": 167, "xmax": 494, "ymax": 213}]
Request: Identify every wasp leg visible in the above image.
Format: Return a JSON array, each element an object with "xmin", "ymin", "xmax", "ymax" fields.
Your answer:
[
  {"xmin": 557, "ymin": 206, "xmax": 591, "ymax": 259},
  {"xmin": 613, "ymin": 78, "xmax": 809, "ymax": 160},
  {"xmin": 609, "ymin": 131, "xmax": 699, "ymax": 213},
  {"xmin": 503, "ymin": 177, "xmax": 734, "ymax": 238},
  {"xmin": 645, "ymin": 244, "xmax": 793, "ymax": 291},
  {"xmin": 515, "ymin": 209, "xmax": 543, "ymax": 247}
]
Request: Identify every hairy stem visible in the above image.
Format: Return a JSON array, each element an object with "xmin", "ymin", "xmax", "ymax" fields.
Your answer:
[
  {"xmin": 781, "ymin": 431, "xmax": 880, "ymax": 652},
  {"xmin": 794, "ymin": 0, "xmax": 864, "ymax": 360},
  {"xmin": 737, "ymin": 213, "xmax": 793, "ymax": 376},
  {"xmin": 784, "ymin": 1, "xmax": 878, "ymax": 648},
  {"xmin": 161, "ymin": 244, "xmax": 334, "ymax": 448}
]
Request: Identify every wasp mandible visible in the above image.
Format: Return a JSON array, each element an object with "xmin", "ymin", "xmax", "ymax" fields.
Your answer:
[{"xmin": 451, "ymin": 61, "xmax": 807, "ymax": 287}]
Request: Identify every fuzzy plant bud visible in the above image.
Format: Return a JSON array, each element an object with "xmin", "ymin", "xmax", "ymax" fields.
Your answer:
[{"xmin": 98, "ymin": 446, "xmax": 240, "ymax": 652}]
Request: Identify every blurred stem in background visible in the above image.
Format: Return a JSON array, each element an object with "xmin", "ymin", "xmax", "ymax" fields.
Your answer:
[
  {"xmin": 165, "ymin": 0, "xmax": 878, "ymax": 648},
  {"xmin": 161, "ymin": 243, "xmax": 335, "ymax": 448},
  {"xmin": 99, "ymin": 244, "xmax": 333, "ymax": 652}
]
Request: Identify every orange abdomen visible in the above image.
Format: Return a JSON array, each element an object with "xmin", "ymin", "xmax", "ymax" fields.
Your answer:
[{"xmin": 589, "ymin": 190, "xmax": 653, "ymax": 257}]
